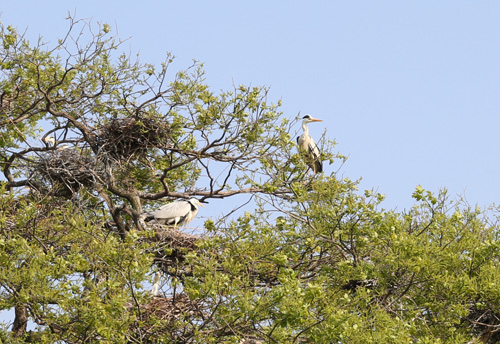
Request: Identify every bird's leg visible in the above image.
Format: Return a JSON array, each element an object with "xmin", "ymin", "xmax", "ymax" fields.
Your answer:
[
  {"xmin": 301, "ymin": 168, "xmax": 316, "ymax": 191},
  {"xmin": 302, "ymin": 167, "xmax": 311, "ymax": 183}
]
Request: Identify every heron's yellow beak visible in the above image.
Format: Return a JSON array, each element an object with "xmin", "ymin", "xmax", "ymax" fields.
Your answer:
[
  {"xmin": 311, "ymin": 118, "xmax": 323, "ymax": 122},
  {"xmin": 198, "ymin": 202, "xmax": 205, "ymax": 207}
]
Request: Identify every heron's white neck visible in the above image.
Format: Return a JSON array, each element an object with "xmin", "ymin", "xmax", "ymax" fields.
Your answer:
[
  {"xmin": 302, "ymin": 120, "xmax": 309, "ymax": 136},
  {"xmin": 151, "ymin": 272, "xmax": 160, "ymax": 296}
]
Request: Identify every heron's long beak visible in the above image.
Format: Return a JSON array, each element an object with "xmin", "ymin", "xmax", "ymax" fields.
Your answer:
[
  {"xmin": 198, "ymin": 202, "xmax": 205, "ymax": 207},
  {"xmin": 310, "ymin": 118, "xmax": 323, "ymax": 122}
]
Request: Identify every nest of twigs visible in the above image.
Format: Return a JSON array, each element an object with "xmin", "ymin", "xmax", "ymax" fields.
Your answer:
[
  {"xmin": 145, "ymin": 225, "xmax": 201, "ymax": 276},
  {"xmin": 30, "ymin": 149, "xmax": 99, "ymax": 196},
  {"xmin": 142, "ymin": 293, "xmax": 202, "ymax": 322},
  {"xmin": 151, "ymin": 225, "xmax": 200, "ymax": 249},
  {"xmin": 130, "ymin": 293, "xmax": 202, "ymax": 340},
  {"xmin": 465, "ymin": 303, "xmax": 500, "ymax": 343},
  {"xmin": 93, "ymin": 117, "xmax": 170, "ymax": 159}
]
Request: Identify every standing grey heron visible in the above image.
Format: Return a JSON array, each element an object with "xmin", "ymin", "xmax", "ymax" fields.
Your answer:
[
  {"xmin": 151, "ymin": 271, "xmax": 161, "ymax": 297},
  {"xmin": 297, "ymin": 114, "xmax": 323, "ymax": 174},
  {"xmin": 142, "ymin": 198, "xmax": 204, "ymax": 227}
]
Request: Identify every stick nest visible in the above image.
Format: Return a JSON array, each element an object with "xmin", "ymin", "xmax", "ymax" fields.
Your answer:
[
  {"xmin": 30, "ymin": 149, "xmax": 100, "ymax": 196},
  {"xmin": 151, "ymin": 225, "xmax": 200, "ymax": 249},
  {"xmin": 142, "ymin": 293, "xmax": 202, "ymax": 322},
  {"xmin": 144, "ymin": 226, "xmax": 201, "ymax": 276},
  {"xmin": 466, "ymin": 303, "xmax": 500, "ymax": 343},
  {"xmin": 131, "ymin": 293, "xmax": 203, "ymax": 340},
  {"xmin": 93, "ymin": 117, "xmax": 170, "ymax": 159}
]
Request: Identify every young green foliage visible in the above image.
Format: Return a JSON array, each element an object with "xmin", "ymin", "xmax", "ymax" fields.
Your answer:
[{"xmin": 1, "ymin": 16, "xmax": 500, "ymax": 344}]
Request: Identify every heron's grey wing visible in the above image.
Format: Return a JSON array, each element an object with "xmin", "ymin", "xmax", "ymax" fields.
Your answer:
[
  {"xmin": 154, "ymin": 201, "xmax": 191, "ymax": 222},
  {"xmin": 308, "ymin": 137, "xmax": 323, "ymax": 173},
  {"xmin": 307, "ymin": 136, "xmax": 321, "ymax": 160}
]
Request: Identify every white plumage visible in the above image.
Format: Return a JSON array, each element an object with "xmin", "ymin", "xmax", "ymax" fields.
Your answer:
[
  {"xmin": 40, "ymin": 135, "xmax": 56, "ymax": 146},
  {"xmin": 142, "ymin": 198, "xmax": 204, "ymax": 227},
  {"xmin": 151, "ymin": 271, "xmax": 161, "ymax": 296},
  {"xmin": 297, "ymin": 114, "xmax": 323, "ymax": 174}
]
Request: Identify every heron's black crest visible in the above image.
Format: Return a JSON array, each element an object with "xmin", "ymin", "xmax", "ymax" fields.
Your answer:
[
  {"xmin": 302, "ymin": 115, "xmax": 312, "ymax": 119},
  {"xmin": 187, "ymin": 200, "xmax": 197, "ymax": 211}
]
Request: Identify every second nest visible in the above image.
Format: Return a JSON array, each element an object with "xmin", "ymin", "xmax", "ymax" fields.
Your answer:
[
  {"xmin": 31, "ymin": 148, "xmax": 100, "ymax": 196},
  {"xmin": 93, "ymin": 117, "xmax": 171, "ymax": 159}
]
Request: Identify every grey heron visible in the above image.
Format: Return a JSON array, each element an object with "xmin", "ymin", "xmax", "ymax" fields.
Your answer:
[
  {"xmin": 142, "ymin": 198, "xmax": 204, "ymax": 227},
  {"xmin": 151, "ymin": 271, "xmax": 161, "ymax": 296},
  {"xmin": 40, "ymin": 135, "xmax": 56, "ymax": 146},
  {"xmin": 297, "ymin": 114, "xmax": 323, "ymax": 174},
  {"xmin": 57, "ymin": 144, "xmax": 71, "ymax": 151}
]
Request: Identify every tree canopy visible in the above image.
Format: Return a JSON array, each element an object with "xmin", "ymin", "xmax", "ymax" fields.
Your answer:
[{"xmin": 1, "ymin": 17, "xmax": 500, "ymax": 344}]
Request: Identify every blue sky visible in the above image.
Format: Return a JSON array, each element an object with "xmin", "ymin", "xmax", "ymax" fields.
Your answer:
[
  {"xmin": 1, "ymin": 1, "xmax": 500, "ymax": 215},
  {"xmin": 1, "ymin": 0, "xmax": 500, "ymax": 331}
]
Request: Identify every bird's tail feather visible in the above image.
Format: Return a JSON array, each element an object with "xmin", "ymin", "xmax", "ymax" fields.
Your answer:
[{"xmin": 314, "ymin": 160, "xmax": 323, "ymax": 174}]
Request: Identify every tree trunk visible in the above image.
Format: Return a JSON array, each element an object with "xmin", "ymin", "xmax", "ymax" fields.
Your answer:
[{"xmin": 12, "ymin": 304, "xmax": 28, "ymax": 337}]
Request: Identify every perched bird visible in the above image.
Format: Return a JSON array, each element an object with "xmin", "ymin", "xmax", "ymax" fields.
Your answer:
[
  {"xmin": 151, "ymin": 271, "xmax": 161, "ymax": 297},
  {"xmin": 142, "ymin": 198, "xmax": 204, "ymax": 227},
  {"xmin": 297, "ymin": 114, "xmax": 323, "ymax": 174},
  {"xmin": 40, "ymin": 135, "xmax": 56, "ymax": 146},
  {"xmin": 57, "ymin": 144, "xmax": 71, "ymax": 151}
]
